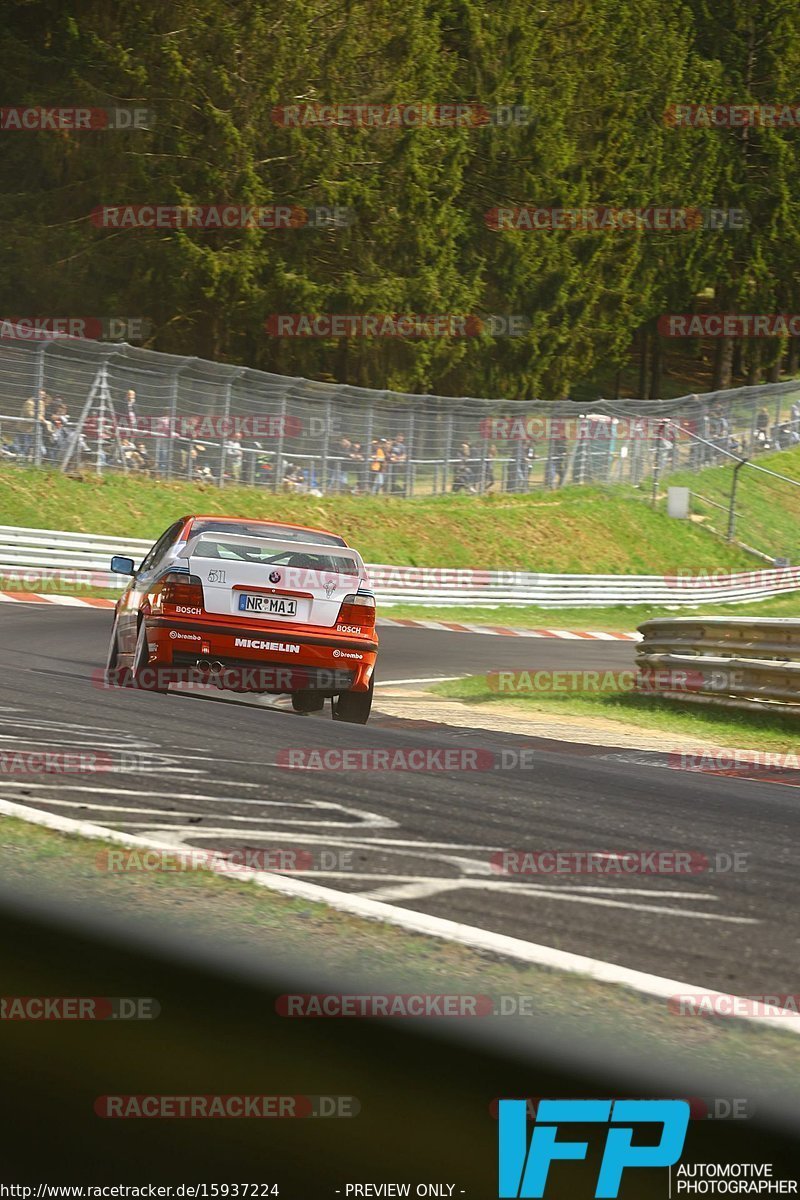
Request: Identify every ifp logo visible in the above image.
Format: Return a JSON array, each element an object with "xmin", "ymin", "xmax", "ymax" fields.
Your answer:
[{"xmin": 498, "ymin": 1099, "xmax": 689, "ymax": 1197}]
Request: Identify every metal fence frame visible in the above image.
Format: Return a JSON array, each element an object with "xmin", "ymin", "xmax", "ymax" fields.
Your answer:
[{"xmin": 2, "ymin": 333, "xmax": 800, "ymax": 498}]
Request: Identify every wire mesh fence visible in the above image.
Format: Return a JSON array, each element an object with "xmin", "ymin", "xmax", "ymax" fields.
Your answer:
[{"xmin": 1, "ymin": 332, "xmax": 799, "ymax": 499}]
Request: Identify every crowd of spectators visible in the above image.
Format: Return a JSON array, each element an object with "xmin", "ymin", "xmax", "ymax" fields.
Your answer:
[
  {"xmin": 1, "ymin": 387, "xmax": 84, "ymax": 464},
  {"xmin": 323, "ymin": 434, "xmax": 408, "ymax": 495},
  {"xmin": 4, "ymin": 386, "xmax": 800, "ymax": 493}
]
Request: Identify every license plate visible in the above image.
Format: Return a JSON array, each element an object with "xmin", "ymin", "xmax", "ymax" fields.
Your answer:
[{"xmin": 238, "ymin": 594, "xmax": 298, "ymax": 617}]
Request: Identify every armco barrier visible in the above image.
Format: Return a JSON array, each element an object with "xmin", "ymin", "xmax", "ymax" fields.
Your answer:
[
  {"xmin": 0, "ymin": 524, "xmax": 799, "ymax": 606},
  {"xmin": 636, "ymin": 617, "xmax": 800, "ymax": 714}
]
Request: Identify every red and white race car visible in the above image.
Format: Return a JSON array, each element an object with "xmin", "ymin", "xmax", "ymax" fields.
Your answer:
[{"xmin": 105, "ymin": 515, "xmax": 378, "ymax": 723}]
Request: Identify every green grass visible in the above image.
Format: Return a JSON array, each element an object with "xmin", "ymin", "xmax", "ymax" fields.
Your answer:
[
  {"xmin": 0, "ymin": 465, "xmax": 766, "ymax": 572},
  {"xmin": 431, "ymin": 675, "xmax": 800, "ymax": 750},
  {"xmin": 667, "ymin": 444, "xmax": 800, "ymax": 563},
  {"xmin": 2, "ymin": 813, "xmax": 800, "ymax": 1089}
]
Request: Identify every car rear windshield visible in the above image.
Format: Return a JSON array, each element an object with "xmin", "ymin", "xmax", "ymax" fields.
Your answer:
[
  {"xmin": 189, "ymin": 519, "xmax": 346, "ymax": 547},
  {"xmin": 191, "ymin": 538, "xmax": 359, "ymax": 576}
]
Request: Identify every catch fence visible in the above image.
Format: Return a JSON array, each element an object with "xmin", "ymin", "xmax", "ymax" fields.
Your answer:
[{"xmin": 1, "ymin": 332, "xmax": 799, "ymax": 498}]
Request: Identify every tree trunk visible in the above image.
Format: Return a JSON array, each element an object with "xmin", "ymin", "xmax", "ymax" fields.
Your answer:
[
  {"xmin": 649, "ymin": 331, "xmax": 662, "ymax": 399},
  {"xmin": 746, "ymin": 341, "xmax": 762, "ymax": 386},
  {"xmin": 638, "ymin": 327, "xmax": 651, "ymax": 399},
  {"xmin": 334, "ymin": 336, "xmax": 349, "ymax": 384},
  {"xmin": 712, "ymin": 338, "xmax": 733, "ymax": 390}
]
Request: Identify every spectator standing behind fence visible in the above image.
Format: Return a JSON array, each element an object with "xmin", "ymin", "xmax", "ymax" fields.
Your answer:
[
  {"xmin": 388, "ymin": 433, "xmax": 407, "ymax": 493},
  {"xmin": 332, "ymin": 437, "xmax": 351, "ymax": 492},
  {"xmin": 348, "ymin": 440, "xmax": 365, "ymax": 493},
  {"xmin": 546, "ymin": 435, "xmax": 568, "ymax": 489},
  {"xmin": 121, "ymin": 389, "xmax": 137, "ymax": 436},
  {"xmin": 19, "ymin": 388, "xmax": 51, "ymax": 460},
  {"xmin": 282, "ymin": 461, "xmax": 304, "ymax": 492},
  {"xmin": 791, "ymin": 399, "xmax": 800, "ymax": 435},
  {"xmin": 369, "ymin": 438, "xmax": 386, "ymax": 493},
  {"xmin": 152, "ymin": 413, "xmax": 172, "ymax": 473},
  {"xmin": 48, "ymin": 400, "xmax": 71, "ymax": 462},
  {"xmin": 452, "ymin": 442, "xmax": 476, "ymax": 493},
  {"xmin": 224, "ymin": 438, "xmax": 243, "ymax": 482},
  {"xmin": 480, "ymin": 443, "xmax": 497, "ymax": 493}
]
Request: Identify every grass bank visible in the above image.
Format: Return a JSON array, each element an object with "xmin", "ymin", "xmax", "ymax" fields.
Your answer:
[
  {"xmin": 431, "ymin": 676, "xmax": 800, "ymax": 751},
  {"xmin": 0, "ymin": 466, "xmax": 762, "ymax": 572}
]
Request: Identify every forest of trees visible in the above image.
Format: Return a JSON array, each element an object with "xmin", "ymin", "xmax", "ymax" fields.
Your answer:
[{"xmin": 2, "ymin": 0, "xmax": 800, "ymax": 401}]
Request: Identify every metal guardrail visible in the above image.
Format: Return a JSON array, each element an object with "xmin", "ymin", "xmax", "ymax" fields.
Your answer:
[
  {"xmin": 0, "ymin": 525, "xmax": 800, "ymax": 608},
  {"xmin": 636, "ymin": 617, "xmax": 800, "ymax": 714}
]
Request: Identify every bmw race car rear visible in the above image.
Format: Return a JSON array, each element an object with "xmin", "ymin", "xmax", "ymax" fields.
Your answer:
[{"xmin": 107, "ymin": 522, "xmax": 378, "ymax": 723}]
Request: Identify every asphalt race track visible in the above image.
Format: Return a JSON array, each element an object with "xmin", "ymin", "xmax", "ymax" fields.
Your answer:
[{"xmin": 0, "ymin": 603, "xmax": 796, "ymax": 1000}]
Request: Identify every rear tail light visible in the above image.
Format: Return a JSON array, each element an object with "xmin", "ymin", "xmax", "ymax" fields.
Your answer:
[
  {"xmin": 153, "ymin": 572, "xmax": 205, "ymax": 612},
  {"xmin": 337, "ymin": 593, "xmax": 376, "ymax": 631}
]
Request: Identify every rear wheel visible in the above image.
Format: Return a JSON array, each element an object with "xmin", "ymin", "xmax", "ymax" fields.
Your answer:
[
  {"xmin": 130, "ymin": 622, "xmax": 169, "ymax": 692},
  {"xmin": 332, "ymin": 676, "xmax": 374, "ymax": 724},
  {"xmin": 291, "ymin": 689, "xmax": 326, "ymax": 714},
  {"xmin": 104, "ymin": 623, "xmax": 129, "ymax": 687}
]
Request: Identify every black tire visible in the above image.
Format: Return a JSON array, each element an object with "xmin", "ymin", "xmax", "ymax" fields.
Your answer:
[
  {"xmin": 332, "ymin": 676, "xmax": 374, "ymax": 724},
  {"xmin": 291, "ymin": 690, "xmax": 326, "ymax": 714},
  {"xmin": 129, "ymin": 622, "xmax": 169, "ymax": 692},
  {"xmin": 104, "ymin": 622, "xmax": 129, "ymax": 687}
]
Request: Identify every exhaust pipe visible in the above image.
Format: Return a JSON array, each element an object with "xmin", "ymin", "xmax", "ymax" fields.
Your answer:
[
  {"xmin": 196, "ymin": 659, "xmax": 211, "ymax": 672},
  {"xmin": 210, "ymin": 661, "xmax": 224, "ymax": 674}
]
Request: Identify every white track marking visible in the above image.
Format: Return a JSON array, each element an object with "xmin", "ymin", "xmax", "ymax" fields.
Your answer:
[
  {"xmin": 5, "ymin": 798, "xmax": 298, "ymax": 821},
  {"xmin": 359, "ymin": 880, "xmax": 470, "ymax": 902},
  {"xmin": 0, "ymin": 784, "xmax": 396, "ymax": 829},
  {"xmin": 0, "ymin": 796, "xmax": 788, "ymax": 1033},
  {"xmin": 38, "ymin": 595, "xmax": 89, "ymax": 607}
]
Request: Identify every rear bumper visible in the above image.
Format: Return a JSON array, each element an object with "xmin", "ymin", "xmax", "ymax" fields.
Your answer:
[{"xmin": 145, "ymin": 618, "xmax": 377, "ymax": 693}]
